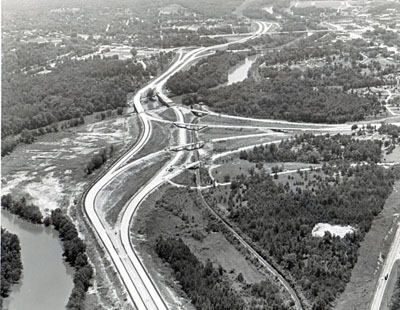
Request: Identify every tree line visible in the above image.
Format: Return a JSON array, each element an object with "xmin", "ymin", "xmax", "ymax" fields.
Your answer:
[
  {"xmin": 1, "ymin": 194, "xmax": 43, "ymax": 224},
  {"xmin": 239, "ymin": 133, "xmax": 383, "ymax": 164},
  {"xmin": 48, "ymin": 209, "xmax": 94, "ymax": 310},
  {"xmin": 1, "ymin": 229, "xmax": 23, "ymax": 302}
]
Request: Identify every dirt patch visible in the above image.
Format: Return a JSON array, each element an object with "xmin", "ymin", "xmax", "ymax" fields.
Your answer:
[{"xmin": 334, "ymin": 180, "xmax": 400, "ymax": 310}]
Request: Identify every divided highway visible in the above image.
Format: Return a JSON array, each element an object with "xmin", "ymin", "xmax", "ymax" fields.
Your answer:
[{"xmin": 83, "ymin": 21, "xmax": 274, "ymax": 310}]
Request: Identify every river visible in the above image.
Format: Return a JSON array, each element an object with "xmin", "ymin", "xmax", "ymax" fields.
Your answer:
[
  {"xmin": 226, "ymin": 55, "xmax": 257, "ymax": 86},
  {"xmin": 1, "ymin": 209, "xmax": 74, "ymax": 310}
]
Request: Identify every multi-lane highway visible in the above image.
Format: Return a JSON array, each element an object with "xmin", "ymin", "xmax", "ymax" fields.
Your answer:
[
  {"xmin": 83, "ymin": 20, "xmax": 276, "ymax": 310},
  {"xmin": 370, "ymin": 221, "xmax": 400, "ymax": 310},
  {"xmin": 83, "ymin": 16, "xmax": 399, "ymax": 310}
]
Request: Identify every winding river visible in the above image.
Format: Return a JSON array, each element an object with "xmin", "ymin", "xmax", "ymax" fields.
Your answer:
[{"xmin": 1, "ymin": 209, "xmax": 73, "ymax": 310}]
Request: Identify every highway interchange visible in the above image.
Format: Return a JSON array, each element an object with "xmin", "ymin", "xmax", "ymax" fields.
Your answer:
[{"xmin": 82, "ymin": 19, "xmax": 400, "ymax": 310}]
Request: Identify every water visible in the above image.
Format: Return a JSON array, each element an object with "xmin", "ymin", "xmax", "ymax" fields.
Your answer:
[
  {"xmin": 1, "ymin": 209, "xmax": 74, "ymax": 310},
  {"xmin": 227, "ymin": 55, "xmax": 257, "ymax": 86}
]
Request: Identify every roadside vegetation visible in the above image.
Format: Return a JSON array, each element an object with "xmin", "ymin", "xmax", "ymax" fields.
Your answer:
[
  {"xmin": 86, "ymin": 145, "xmax": 115, "ymax": 175},
  {"xmin": 390, "ymin": 275, "xmax": 400, "ymax": 310},
  {"xmin": 1, "ymin": 229, "xmax": 23, "ymax": 301}
]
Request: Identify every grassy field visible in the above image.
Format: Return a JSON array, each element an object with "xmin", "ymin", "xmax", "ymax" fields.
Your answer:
[
  {"xmin": 98, "ymin": 154, "xmax": 171, "ymax": 226},
  {"xmin": 199, "ymin": 126, "xmax": 267, "ymax": 141},
  {"xmin": 129, "ymin": 120, "xmax": 176, "ymax": 162},
  {"xmin": 334, "ymin": 180, "xmax": 400, "ymax": 310}
]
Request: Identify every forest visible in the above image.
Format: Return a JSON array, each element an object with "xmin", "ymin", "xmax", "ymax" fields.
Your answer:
[
  {"xmin": 166, "ymin": 51, "xmax": 246, "ymax": 95},
  {"xmin": 156, "ymin": 237, "xmax": 246, "ymax": 310},
  {"xmin": 239, "ymin": 133, "xmax": 383, "ymax": 164},
  {"xmin": 226, "ymin": 165, "xmax": 398, "ymax": 308},
  {"xmin": 2, "ymin": 58, "xmax": 149, "ymax": 139},
  {"xmin": 1, "ymin": 229, "xmax": 23, "ymax": 300},
  {"xmin": 1, "ymin": 194, "xmax": 43, "ymax": 224},
  {"xmin": 193, "ymin": 75, "xmax": 381, "ymax": 123},
  {"xmin": 49, "ymin": 209, "xmax": 94, "ymax": 310}
]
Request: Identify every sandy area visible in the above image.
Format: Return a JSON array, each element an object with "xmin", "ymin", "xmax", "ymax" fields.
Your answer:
[
  {"xmin": 25, "ymin": 172, "xmax": 64, "ymax": 214},
  {"xmin": 312, "ymin": 223, "xmax": 355, "ymax": 238}
]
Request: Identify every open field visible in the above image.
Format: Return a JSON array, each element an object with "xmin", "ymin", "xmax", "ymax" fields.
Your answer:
[
  {"xmin": 171, "ymin": 169, "xmax": 196, "ymax": 187},
  {"xmin": 129, "ymin": 121, "xmax": 176, "ymax": 162},
  {"xmin": 95, "ymin": 154, "xmax": 171, "ymax": 226},
  {"xmin": 210, "ymin": 160, "xmax": 321, "ymax": 184},
  {"xmin": 199, "ymin": 126, "xmax": 269, "ymax": 141},
  {"xmin": 1, "ymin": 115, "xmax": 140, "ymax": 215},
  {"xmin": 334, "ymin": 180, "xmax": 400, "ymax": 310}
]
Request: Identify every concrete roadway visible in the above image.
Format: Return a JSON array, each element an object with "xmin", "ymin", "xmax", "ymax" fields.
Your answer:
[{"xmin": 83, "ymin": 20, "xmax": 275, "ymax": 310}]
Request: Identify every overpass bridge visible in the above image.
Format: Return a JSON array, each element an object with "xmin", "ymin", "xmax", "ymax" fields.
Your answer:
[
  {"xmin": 168, "ymin": 141, "xmax": 206, "ymax": 152},
  {"xmin": 173, "ymin": 122, "xmax": 208, "ymax": 131}
]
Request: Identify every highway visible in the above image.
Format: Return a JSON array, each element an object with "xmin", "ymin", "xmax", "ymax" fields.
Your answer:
[
  {"xmin": 370, "ymin": 220, "xmax": 400, "ymax": 310},
  {"xmin": 83, "ymin": 16, "xmax": 399, "ymax": 310},
  {"xmin": 83, "ymin": 20, "xmax": 276, "ymax": 310}
]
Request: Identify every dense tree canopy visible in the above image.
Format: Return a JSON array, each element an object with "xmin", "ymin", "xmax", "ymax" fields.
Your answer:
[
  {"xmin": 225, "ymin": 165, "xmax": 397, "ymax": 308},
  {"xmin": 156, "ymin": 237, "xmax": 246, "ymax": 310},
  {"xmin": 1, "ymin": 229, "xmax": 23, "ymax": 300},
  {"xmin": 2, "ymin": 58, "xmax": 148, "ymax": 139}
]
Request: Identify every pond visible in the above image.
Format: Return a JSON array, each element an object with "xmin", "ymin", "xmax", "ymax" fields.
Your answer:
[{"xmin": 226, "ymin": 55, "xmax": 258, "ymax": 86}]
